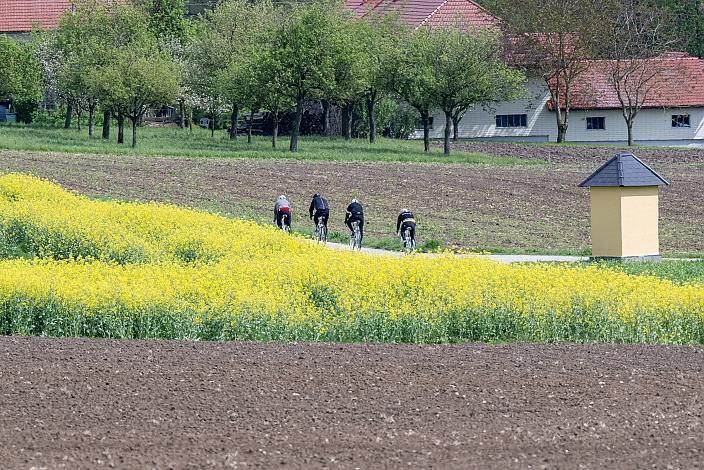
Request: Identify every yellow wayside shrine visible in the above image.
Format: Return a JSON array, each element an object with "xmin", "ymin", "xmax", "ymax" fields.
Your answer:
[{"xmin": 579, "ymin": 154, "xmax": 669, "ymax": 261}]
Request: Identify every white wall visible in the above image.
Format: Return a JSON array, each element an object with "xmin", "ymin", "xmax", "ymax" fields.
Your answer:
[{"xmin": 416, "ymin": 78, "xmax": 704, "ymax": 147}]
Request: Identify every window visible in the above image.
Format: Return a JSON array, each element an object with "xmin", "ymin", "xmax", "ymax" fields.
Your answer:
[
  {"xmin": 586, "ymin": 117, "xmax": 605, "ymax": 130},
  {"xmin": 495, "ymin": 114, "xmax": 527, "ymax": 128},
  {"xmin": 672, "ymin": 114, "xmax": 691, "ymax": 128}
]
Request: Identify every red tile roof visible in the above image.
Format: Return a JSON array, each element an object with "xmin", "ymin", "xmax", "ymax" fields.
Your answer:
[
  {"xmin": 548, "ymin": 53, "xmax": 704, "ymax": 110},
  {"xmin": 346, "ymin": 0, "xmax": 500, "ymax": 29},
  {"xmin": 0, "ymin": 0, "xmax": 73, "ymax": 33}
]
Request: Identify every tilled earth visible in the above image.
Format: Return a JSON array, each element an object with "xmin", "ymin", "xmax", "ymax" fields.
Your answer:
[
  {"xmin": 0, "ymin": 337, "xmax": 702, "ymax": 469},
  {"xmin": 1, "ymin": 144, "xmax": 703, "ymax": 253}
]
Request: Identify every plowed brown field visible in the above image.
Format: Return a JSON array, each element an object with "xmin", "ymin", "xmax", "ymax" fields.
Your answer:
[{"xmin": 1, "ymin": 337, "xmax": 702, "ymax": 469}]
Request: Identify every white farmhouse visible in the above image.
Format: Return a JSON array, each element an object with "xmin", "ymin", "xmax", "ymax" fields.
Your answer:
[{"xmin": 420, "ymin": 53, "xmax": 704, "ymax": 147}]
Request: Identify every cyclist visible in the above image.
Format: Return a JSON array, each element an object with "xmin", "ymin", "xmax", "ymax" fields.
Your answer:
[
  {"xmin": 396, "ymin": 208, "xmax": 416, "ymax": 246},
  {"xmin": 273, "ymin": 194, "xmax": 292, "ymax": 231},
  {"xmin": 345, "ymin": 198, "xmax": 364, "ymax": 243},
  {"xmin": 309, "ymin": 193, "xmax": 330, "ymax": 233}
]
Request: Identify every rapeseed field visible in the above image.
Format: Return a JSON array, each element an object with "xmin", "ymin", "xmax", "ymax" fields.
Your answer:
[{"xmin": 1, "ymin": 173, "xmax": 702, "ymax": 344}]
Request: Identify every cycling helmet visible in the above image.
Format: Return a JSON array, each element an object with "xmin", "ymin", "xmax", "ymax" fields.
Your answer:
[
  {"xmin": 279, "ymin": 195, "xmax": 286, "ymax": 200},
  {"xmin": 351, "ymin": 198, "xmax": 358, "ymax": 204},
  {"xmin": 401, "ymin": 208, "xmax": 409, "ymax": 213},
  {"xmin": 313, "ymin": 193, "xmax": 320, "ymax": 198}
]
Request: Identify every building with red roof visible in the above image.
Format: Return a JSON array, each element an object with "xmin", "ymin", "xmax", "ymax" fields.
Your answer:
[
  {"xmin": 0, "ymin": 0, "xmax": 73, "ymax": 36},
  {"xmin": 416, "ymin": 51, "xmax": 704, "ymax": 146},
  {"xmin": 346, "ymin": 0, "xmax": 499, "ymax": 29}
]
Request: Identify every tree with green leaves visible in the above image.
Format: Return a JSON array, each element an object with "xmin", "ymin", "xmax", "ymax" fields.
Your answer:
[
  {"xmin": 270, "ymin": 0, "xmax": 346, "ymax": 152},
  {"xmin": 356, "ymin": 13, "xmax": 402, "ymax": 143},
  {"xmin": 386, "ymin": 26, "xmax": 439, "ymax": 152},
  {"xmin": 97, "ymin": 4, "xmax": 180, "ymax": 147},
  {"xmin": 0, "ymin": 37, "xmax": 42, "ymax": 123},
  {"xmin": 426, "ymin": 25, "xmax": 526, "ymax": 155}
]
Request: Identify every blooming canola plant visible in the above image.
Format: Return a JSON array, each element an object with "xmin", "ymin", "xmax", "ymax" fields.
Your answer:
[{"xmin": 0, "ymin": 174, "xmax": 702, "ymax": 344}]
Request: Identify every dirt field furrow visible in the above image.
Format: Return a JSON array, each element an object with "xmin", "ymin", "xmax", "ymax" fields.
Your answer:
[{"xmin": 0, "ymin": 337, "xmax": 702, "ymax": 469}]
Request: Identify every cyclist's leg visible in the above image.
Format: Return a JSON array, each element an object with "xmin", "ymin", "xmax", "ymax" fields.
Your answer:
[
  {"xmin": 275, "ymin": 210, "xmax": 283, "ymax": 228},
  {"xmin": 321, "ymin": 210, "xmax": 329, "ymax": 228},
  {"xmin": 358, "ymin": 217, "xmax": 364, "ymax": 242},
  {"xmin": 345, "ymin": 217, "xmax": 354, "ymax": 234},
  {"xmin": 285, "ymin": 211, "xmax": 292, "ymax": 229},
  {"xmin": 313, "ymin": 210, "xmax": 321, "ymax": 228},
  {"xmin": 409, "ymin": 223, "xmax": 416, "ymax": 243}
]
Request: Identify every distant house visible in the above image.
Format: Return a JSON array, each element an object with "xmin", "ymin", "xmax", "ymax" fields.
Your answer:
[
  {"xmin": 347, "ymin": 0, "xmax": 704, "ymax": 147},
  {"xmin": 421, "ymin": 52, "xmax": 704, "ymax": 147},
  {"xmin": 0, "ymin": 0, "xmax": 73, "ymax": 38}
]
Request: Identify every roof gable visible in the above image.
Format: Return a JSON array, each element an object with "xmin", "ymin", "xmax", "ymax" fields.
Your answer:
[
  {"xmin": 346, "ymin": 0, "xmax": 499, "ymax": 29},
  {"xmin": 579, "ymin": 153, "xmax": 669, "ymax": 187}
]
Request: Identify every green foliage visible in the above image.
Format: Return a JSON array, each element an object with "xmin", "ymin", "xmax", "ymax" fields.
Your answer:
[
  {"xmin": 0, "ymin": 36, "xmax": 43, "ymax": 123},
  {"xmin": 605, "ymin": 260, "xmax": 704, "ymax": 284},
  {"xmin": 136, "ymin": 0, "xmax": 187, "ymax": 42}
]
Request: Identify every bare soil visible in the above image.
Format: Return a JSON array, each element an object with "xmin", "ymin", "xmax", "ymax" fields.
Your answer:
[
  {"xmin": 0, "ymin": 337, "xmax": 702, "ymax": 469},
  {"xmin": 1, "ymin": 144, "xmax": 702, "ymax": 254}
]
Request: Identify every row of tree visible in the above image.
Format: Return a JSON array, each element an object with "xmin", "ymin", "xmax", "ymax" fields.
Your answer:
[
  {"xmin": 25, "ymin": 0, "xmax": 525, "ymax": 153},
  {"xmin": 2, "ymin": 0, "xmax": 694, "ymax": 151}
]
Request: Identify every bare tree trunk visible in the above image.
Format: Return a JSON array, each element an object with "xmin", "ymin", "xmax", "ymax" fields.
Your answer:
[
  {"xmin": 367, "ymin": 92, "xmax": 377, "ymax": 144},
  {"xmin": 421, "ymin": 111, "xmax": 430, "ymax": 152},
  {"xmin": 290, "ymin": 93, "xmax": 304, "ymax": 152},
  {"xmin": 627, "ymin": 119, "xmax": 634, "ymax": 146},
  {"xmin": 130, "ymin": 116, "xmax": 138, "ymax": 148},
  {"xmin": 102, "ymin": 110, "xmax": 110, "ymax": 139},
  {"xmin": 64, "ymin": 102, "xmax": 73, "ymax": 129},
  {"xmin": 179, "ymin": 99, "xmax": 185, "ymax": 129},
  {"xmin": 443, "ymin": 110, "xmax": 452, "ymax": 155},
  {"xmin": 452, "ymin": 115, "xmax": 460, "ymax": 142},
  {"xmin": 117, "ymin": 113, "xmax": 125, "ymax": 144},
  {"xmin": 188, "ymin": 107, "xmax": 193, "ymax": 133},
  {"xmin": 75, "ymin": 108, "xmax": 82, "ymax": 132},
  {"xmin": 322, "ymin": 100, "xmax": 330, "ymax": 136},
  {"xmin": 272, "ymin": 109, "xmax": 279, "ymax": 149},
  {"xmin": 341, "ymin": 104, "xmax": 349, "ymax": 139},
  {"xmin": 342, "ymin": 103, "xmax": 353, "ymax": 140},
  {"xmin": 229, "ymin": 104, "xmax": 238, "ymax": 140},
  {"xmin": 211, "ymin": 108, "xmax": 216, "ymax": 138},
  {"xmin": 246, "ymin": 109, "xmax": 255, "ymax": 144},
  {"xmin": 88, "ymin": 105, "xmax": 95, "ymax": 137}
]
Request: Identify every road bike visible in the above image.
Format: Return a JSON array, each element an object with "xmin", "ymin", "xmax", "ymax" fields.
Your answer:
[
  {"xmin": 314, "ymin": 218, "xmax": 328, "ymax": 244},
  {"xmin": 280, "ymin": 212, "xmax": 291, "ymax": 234},
  {"xmin": 349, "ymin": 220, "xmax": 361, "ymax": 251},
  {"xmin": 402, "ymin": 226, "xmax": 416, "ymax": 254}
]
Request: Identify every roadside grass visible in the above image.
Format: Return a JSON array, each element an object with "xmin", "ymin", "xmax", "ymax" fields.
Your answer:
[
  {"xmin": 607, "ymin": 260, "xmax": 704, "ymax": 284},
  {"xmin": 0, "ymin": 124, "xmax": 543, "ymax": 165}
]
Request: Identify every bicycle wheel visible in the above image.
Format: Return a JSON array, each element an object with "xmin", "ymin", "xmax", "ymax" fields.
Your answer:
[
  {"xmin": 320, "ymin": 224, "xmax": 327, "ymax": 243},
  {"xmin": 354, "ymin": 227, "xmax": 362, "ymax": 250}
]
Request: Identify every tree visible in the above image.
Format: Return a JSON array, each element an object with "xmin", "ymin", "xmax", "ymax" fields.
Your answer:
[
  {"xmin": 97, "ymin": 4, "xmax": 180, "ymax": 147},
  {"xmin": 425, "ymin": 25, "xmax": 526, "ymax": 155},
  {"xmin": 600, "ymin": 0, "xmax": 682, "ymax": 146},
  {"xmin": 356, "ymin": 13, "xmax": 402, "ymax": 144},
  {"xmin": 135, "ymin": 0, "xmax": 187, "ymax": 42},
  {"xmin": 494, "ymin": 0, "xmax": 610, "ymax": 142},
  {"xmin": 185, "ymin": 19, "xmax": 226, "ymax": 138},
  {"xmin": 386, "ymin": 25, "xmax": 438, "ymax": 152},
  {"xmin": 0, "ymin": 37, "xmax": 42, "ymax": 123},
  {"xmin": 270, "ymin": 0, "xmax": 345, "ymax": 152}
]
